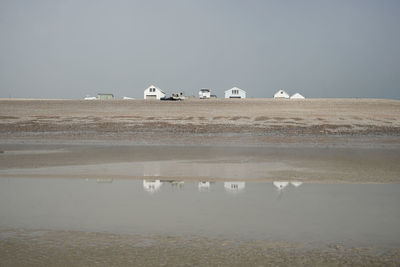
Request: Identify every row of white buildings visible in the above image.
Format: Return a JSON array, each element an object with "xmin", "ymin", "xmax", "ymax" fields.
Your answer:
[{"xmin": 144, "ymin": 85, "xmax": 305, "ymax": 100}]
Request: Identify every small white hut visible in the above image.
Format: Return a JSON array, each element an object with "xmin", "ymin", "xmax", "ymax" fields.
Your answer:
[
  {"xmin": 199, "ymin": 89, "xmax": 211, "ymax": 99},
  {"xmin": 224, "ymin": 182, "xmax": 245, "ymax": 192},
  {"xmin": 274, "ymin": 90, "xmax": 290, "ymax": 99},
  {"xmin": 225, "ymin": 87, "xmax": 246, "ymax": 99},
  {"xmin": 144, "ymin": 85, "xmax": 166, "ymax": 100},
  {"xmin": 290, "ymin": 93, "xmax": 305, "ymax": 99}
]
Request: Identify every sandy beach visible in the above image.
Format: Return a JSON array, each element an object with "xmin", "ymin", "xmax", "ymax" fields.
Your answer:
[
  {"xmin": 0, "ymin": 98, "xmax": 399, "ymax": 146},
  {"xmin": 1, "ymin": 98, "xmax": 400, "ymax": 183},
  {"xmin": 1, "ymin": 98, "xmax": 400, "ymax": 266}
]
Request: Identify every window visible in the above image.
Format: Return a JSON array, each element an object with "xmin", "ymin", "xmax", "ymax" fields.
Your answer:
[{"xmin": 232, "ymin": 89, "xmax": 238, "ymax": 95}]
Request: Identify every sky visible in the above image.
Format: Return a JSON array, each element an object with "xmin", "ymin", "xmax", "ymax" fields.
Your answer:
[{"xmin": 0, "ymin": 0, "xmax": 399, "ymax": 99}]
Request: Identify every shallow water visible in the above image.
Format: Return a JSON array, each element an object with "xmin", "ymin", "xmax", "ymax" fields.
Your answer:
[{"xmin": 0, "ymin": 178, "xmax": 399, "ymax": 249}]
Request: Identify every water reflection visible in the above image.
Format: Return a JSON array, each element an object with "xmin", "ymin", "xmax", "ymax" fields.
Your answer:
[
  {"xmin": 143, "ymin": 180, "xmax": 162, "ymax": 193},
  {"xmin": 170, "ymin": 181, "xmax": 184, "ymax": 189},
  {"xmin": 224, "ymin": 182, "xmax": 245, "ymax": 193},
  {"xmin": 0, "ymin": 178, "xmax": 399, "ymax": 248},
  {"xmin": 198, "ymin": 181, "xmax": 210, "ymax": 192},
  {"xmin": 291, "ymin": 181, "xmax": 303, "ymax": 187},
  {"xmin": 96, "ymin": 178, "xmax": 113, "ymax": 183},
  {"xmin": 273, "ymin": 181, "xmax": 289, "ymax": 190}
]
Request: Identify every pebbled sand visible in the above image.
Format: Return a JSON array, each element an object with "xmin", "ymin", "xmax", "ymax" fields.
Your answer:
[
  {"xmin": 1, "ymin": 229, "xmax": 399, "ymax": 266},
  {"xmin": 0, "ymin": 98, "xmax": 399, "ymax": 146}
]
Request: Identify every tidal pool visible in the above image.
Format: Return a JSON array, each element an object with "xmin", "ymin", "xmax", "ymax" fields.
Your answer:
[{"xmin": 0, "ymin": 178, "xmax": 399, "ymax": 249}]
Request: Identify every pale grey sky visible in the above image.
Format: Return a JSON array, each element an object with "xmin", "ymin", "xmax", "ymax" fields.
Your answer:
[{"xmin": 0, "ymin": 0, "xmax": 399, "ymax": 99}]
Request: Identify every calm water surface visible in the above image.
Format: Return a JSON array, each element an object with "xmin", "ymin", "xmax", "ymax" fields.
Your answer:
[{"xmin": 0, "ymin": 178, "xmax": 399, "ymax": 248}]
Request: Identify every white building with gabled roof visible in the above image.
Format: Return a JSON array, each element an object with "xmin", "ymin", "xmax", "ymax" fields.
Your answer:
[
  {"xmin": 225, "ymin": 87, "xmax": 246, "ymax": 98},
  {"xmin": 144, "ymin": 85, "xmax": 166, "ymax": 100},
  {"xmin": 290, "ymin": 93, "xmax": 305, "ymax": 99},
  {"xmin": 274, "ymin": 90, "xmax": 290, "ymax": 99},
  {"xmin": 199, "ymin": 89, "xmax": 211, "ymax": 99}
]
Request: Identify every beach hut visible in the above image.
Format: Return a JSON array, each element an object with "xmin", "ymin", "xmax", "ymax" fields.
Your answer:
[
  {"xmin": 144, "ymin": 85, "xmax": 166, "ymax": 100},
  {"xmin": 143, "ymin": 180, "xmax": 162, "ymax": 193},
  {"xmin": 224, "ymin": 182, "xmax": 245, "ymax": 192},
  {"xmin": 225, "ymin": 87, "xmax": 246, "ymax": 99},
  {"xmin": 97, "ymin": 93, "xmax": 114, "ymax": 100},
  {"xmin": 199, "ymin": 89, "xmax": 211, "ymax": 99},
  {"xmin": 290, "ymin": 93, "xmax": 305, "ymax": 99},
  {"xmin": 274, "ymin": 90, "xmax": 290, "ymax": 99}
]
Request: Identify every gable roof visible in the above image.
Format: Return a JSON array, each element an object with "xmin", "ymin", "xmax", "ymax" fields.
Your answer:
[
  {"xmin": 145, "ymin": 85, "xmax": 165, "ymax": 94},
  {"xmin": 225, "ymin": 87, "xmax": 246, "ymax": 93},
  {"xmin": 274, "ymin": 90, "xmax": 290, "ymax": 98},
  {"xmin": 290, "ymin": 93, "xmax": 305, "ymax": 99}
]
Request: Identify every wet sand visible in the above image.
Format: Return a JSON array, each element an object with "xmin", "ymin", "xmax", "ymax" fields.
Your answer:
[
  {"xmin": 1, "ymin": 229, "xmax": 399, "ymax": 266},
  {"xmin": 1, "ymin": 144, "xmax": 400, "ymax": 183}
]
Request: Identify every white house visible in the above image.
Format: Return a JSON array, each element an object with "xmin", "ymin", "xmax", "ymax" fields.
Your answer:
[
  {"xmin": 144, "ymin": 85, "xmax": 166, "ymax": 100},
  {"xmin": 143, "ymin": 180, "xmax": 162, "ymax": 193},
  {"xmin": 224, "ymin": 182, "xmax": 245, "ymax": 192},
  {"xmin": 225, "ymin": 87, "xmax": 246, "ymax": 99},
  {"xmin": 290, "ymin": 93, "xmax": 305, "ymax": 99},
  {"xmin": 274, "ymin": 90, "xmax": 290, "ymax": 99},
  {"xmin": 199, "ymin": 89, "xmax": 211, "ymax": 99}
]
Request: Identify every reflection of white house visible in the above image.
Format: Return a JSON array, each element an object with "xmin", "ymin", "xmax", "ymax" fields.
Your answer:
[
  {"xmin": 291, "ymin": 181, "xmax": 303, "ymax": 187},
  {"xmin": 273, "ymin": 181, "xmax": 289, "ymax": 190},
  {"xmin": 224, "ymin": 182, "xmax": 245, "ymax": 192},
  {"xmin": 171, "ymin": 181, "xmax": 184, "ymax": 188},
  {"xmin": 199, "ymin": 89, "xmax": 211, "ymax": 99},
  {"xmin": 274, "ymin": 90, "xmax": 290, "ymax": 99},
  {"xmin": 143, "ymin": 180, "xmax": 162, "ymax": 193},
  {"xmin": 290, "ymin": 93, "xmax": 305, "ymax": 99},
  {"xmin": 144, "ymin": 85, "xmax": 166, "ymax": 100},
  {"xmin": 225, "ymin": 87, "xmax": 246, "ymax": 99},
  {"xmin": 198, "ymin": 181, "xmax": 210, "ymax": 191},
  {"xmin": 96, "ymin": 178, "xmax": 113, "ymax": 183}
]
